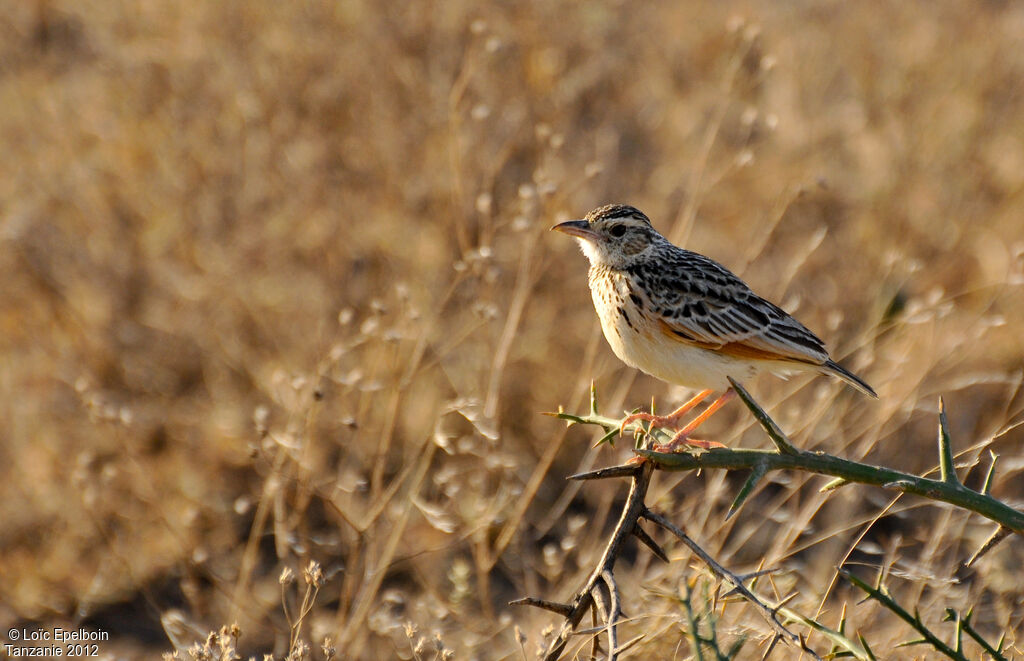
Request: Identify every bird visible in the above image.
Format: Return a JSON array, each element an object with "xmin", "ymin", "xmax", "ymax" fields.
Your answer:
[{"xmin": 552, "ymin": 203, "xmax": 876, "ymax": 453}]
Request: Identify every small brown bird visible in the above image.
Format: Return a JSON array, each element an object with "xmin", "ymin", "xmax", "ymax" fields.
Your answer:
[{"xmin": 553, "ymin": 204, "xmax": 876, "ymax": 452}]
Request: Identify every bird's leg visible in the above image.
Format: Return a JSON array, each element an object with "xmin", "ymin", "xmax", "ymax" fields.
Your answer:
[
  {"xmin": 619, "ymin": 389, "xmax": 713, "ymax": 438},
  {"xmin": 652, "ymin": 389, "xmax": 735, "ymax": 452}
]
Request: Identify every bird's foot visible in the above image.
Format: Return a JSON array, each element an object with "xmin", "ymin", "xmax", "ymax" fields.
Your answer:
[
  {"xmin": 618, "ymin": 411, "xmax": 680, "ymax": 439},
  {"xmin": 618, "ymin": 389, "xmax": 714, "ymax": 439}
]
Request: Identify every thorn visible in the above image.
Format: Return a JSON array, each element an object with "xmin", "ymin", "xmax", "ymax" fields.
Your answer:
[
  {"xmin": 571, "ymin": 624, "xmax": 605, "ymax": 636},
  {"xmin": 568, "ymin": 464, "xmax": 640, "ymax": 481},
  {"xmin": 592, "ymin": 426, "xmax": 619, "ymax": 448},
  {"xmin": 771, "ymin": 591, "xmax": 799, "ymax": 613},
  {"xmin": 590, "ymin": 381, "xmax": 599, "ymax": 415},
  {"xmin": 962, "ymin": 525, "xmax": 1011, "ymax": 569},
  {"xmin": 953, "ymin": 611, "xmax": 964, "ymax": 655},
  {"xmin": 748, "ymin": 559, "xmax": 767, "ymax": 592},
  {"xmin": 873, "ymin": 566, "xmax": 885, "ymax": 592},
  {"xmin": 981, "ymin": 450, "xmax": 998, "ymax": 496},
  {"xmin": 632, "ymin": 524, "xmax": 669, "ymax": 563},
  {"xmin": 727, "ymin": 463, "xmax": 767, "ymax": 520},
  {"xmin": 508, "ymin": 597, "xmax": 573, "ymax": 617},
  {"xmin": 542, "ymin": 410, "xmax": 582, "ymax": 426},
  {"xmin": 758, "ymin": 633, "xmax": 781, "ymax": 661},
  {"xmin": 737, "ymin": 567, "xmax": 779, "ymax": 583},
  {"xmin": 937, "ymin": 396, "xmax": 960, "ymax": 485},
  {"xmin": 614, "ymin": 633, "xmax": 646, "ymax": 655},
  {"xmin": 858, "ymin": 633, "xmax": 877, "ymax": 661},
  {"xmin": 797, "ymin": 632, "xmax": 816, "ymax": 657},
  {"xmin": 895, "ymin": 638, "xmax": 929, "ymax": 648},
  {"xmin": 820, "ymin": 476, "xmax": 850, "ymax": 492},
  {"xmin": 728, "ymin": 377, "xmax": 799, "ymax": 455}
]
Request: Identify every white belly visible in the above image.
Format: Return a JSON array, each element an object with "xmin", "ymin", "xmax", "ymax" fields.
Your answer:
[{"xmin": 591, "ymin": 281, "xmax": 759, "ymax": 391}]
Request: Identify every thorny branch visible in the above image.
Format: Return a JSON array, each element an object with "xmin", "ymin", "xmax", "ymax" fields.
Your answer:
[
  {"xmin": 513, "ymin": 380, "xmax": 1023, "ymax": 660},
  {"xmin": 561, "ymin": 381, "xmax": 1024, "ymax": 538},
  {"xmin": 510, "ymin": 463, "xmax": 656, "ymax": 661}
]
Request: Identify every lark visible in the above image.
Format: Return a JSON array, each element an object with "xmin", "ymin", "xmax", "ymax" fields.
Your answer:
[{"xmin": 553, "ymin": 204, "xmax": 876, "ymax": 453}]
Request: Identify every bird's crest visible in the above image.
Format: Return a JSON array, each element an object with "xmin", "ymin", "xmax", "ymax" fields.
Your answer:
[{"xmin": 585, "ymin": 204, "xmax": 652, "ymax": 226}]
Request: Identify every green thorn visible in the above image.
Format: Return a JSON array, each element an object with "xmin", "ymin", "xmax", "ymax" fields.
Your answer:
[
  {"xmin": 589, "ymin": 380, "xmax": 599, "ymax": 415},
  {"xmin": 894, "ymin": 638, "xmax": 929, "ymax": 648},
  {"xmin": 937, "ymin": 397, "xmax": 960, "ymax": 485},
  {"xmin": 821, "ymin": 477, "xmax": 851, "ymax": 492},
  {"xmin": 727, "ymin": 462, "xmax": 767, "ymax": 520},
  {"xmin": 547, "ymin": 408, "xmax": 579, "ymax": 427},
  {"xmin": 873, "ymin": 565, "xmax": 885, "ymax": 592},
  {"xmin": 857, "ymin": 633, "xmax": 877, "ymax": 661},
  {"xmin": 728, "ymin": 377, "xmax": 799, "ymax": 455},
  {"xmin": 982, "ymin": 450, "xmax": 998, "ymax": 496},
  {"xmin": 593, "ymin": 426, "xmax": 619, "ymax": 448}
]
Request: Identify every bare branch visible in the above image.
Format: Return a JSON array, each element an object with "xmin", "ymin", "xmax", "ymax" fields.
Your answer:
[
  {"xmin": 513, "ymin": 458, "xmax": 813, "ymax": 659},
  {"xmin": 511, "ymin": 463, "xmax": 655, "ymax": 660}
]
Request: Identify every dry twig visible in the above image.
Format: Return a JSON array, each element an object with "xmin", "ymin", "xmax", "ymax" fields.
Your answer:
[
  {"xmin": 517, "ymin": 380, "xmax": 1024, "ymax": 659},
  {"xmin": 512, "ymin": 458, "xmax": 819, "ymax": 660}
]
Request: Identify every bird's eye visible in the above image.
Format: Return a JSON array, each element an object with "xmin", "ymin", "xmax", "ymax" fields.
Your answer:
[{"xmin": 609, "ymin": 225, "xmax": 627, "ymax": 238}]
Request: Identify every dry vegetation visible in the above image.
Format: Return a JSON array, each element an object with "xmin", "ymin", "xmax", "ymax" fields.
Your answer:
[{"xmin": 2, "ymin": 0, "xmax": 1023, "ymax": 659}]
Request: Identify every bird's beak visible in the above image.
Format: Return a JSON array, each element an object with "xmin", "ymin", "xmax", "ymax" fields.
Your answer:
[{"xmin": 550, "ymin": 219, "xmax": 598, "ymax": 241}]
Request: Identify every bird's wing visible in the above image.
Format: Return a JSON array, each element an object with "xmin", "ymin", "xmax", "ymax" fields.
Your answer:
[{"xmin": 635, "ymin": 249, "xmax": 830, "ymax": 365}]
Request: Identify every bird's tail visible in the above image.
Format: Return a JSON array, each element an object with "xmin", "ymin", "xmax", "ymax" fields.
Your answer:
[{"xmin": 823, "ymin": 359, "xmax": 877, "ymax": 398}]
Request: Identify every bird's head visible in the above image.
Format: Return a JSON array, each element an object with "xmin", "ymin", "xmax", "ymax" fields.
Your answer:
[{"xmin": 551, "ymin": 204, "xmax": 660, "ymax": 268}]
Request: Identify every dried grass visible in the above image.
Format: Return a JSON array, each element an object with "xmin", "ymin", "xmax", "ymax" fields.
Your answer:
[{"xmin": 1, "ymin": 1, "xmax": 1023, "ymax": 658}]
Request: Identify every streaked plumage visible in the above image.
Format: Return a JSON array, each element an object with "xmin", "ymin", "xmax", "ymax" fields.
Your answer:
[{"xmin": 554, "ymin": 203, "xmax": 876, "ymax": 398}]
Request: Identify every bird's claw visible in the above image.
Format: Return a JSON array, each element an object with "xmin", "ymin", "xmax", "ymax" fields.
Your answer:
[{"xmin": 618, "ymin": 411, "xmax": 680, "ymax": 439}]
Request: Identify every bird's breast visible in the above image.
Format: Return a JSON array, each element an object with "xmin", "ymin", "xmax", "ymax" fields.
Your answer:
[
  {"xmin": 588, "ymin": 269, "xmax": 653, "ymax": 365},
  {"xmin": 587, "ymin": 266, "xmax": 756, "ymax": 390}
]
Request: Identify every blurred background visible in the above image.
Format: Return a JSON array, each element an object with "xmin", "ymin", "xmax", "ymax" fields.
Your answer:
[{"xmin": 1, "ymin": 0, "xmax": 1023, "ymax": 658}]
